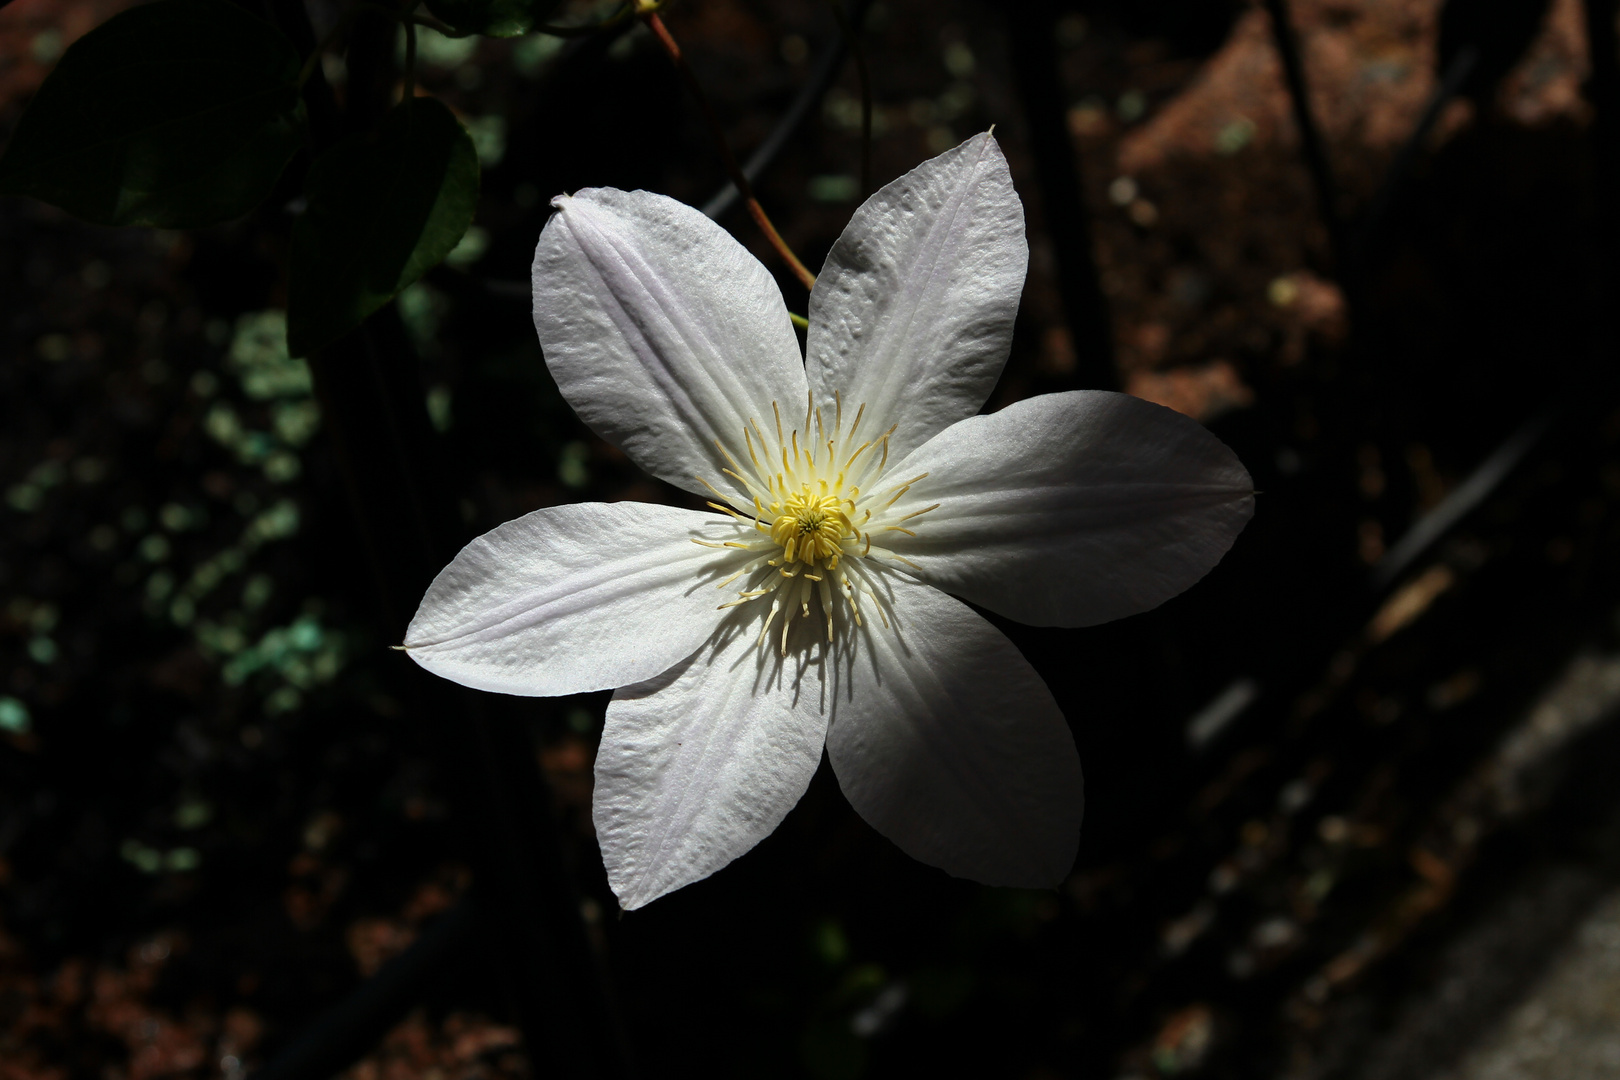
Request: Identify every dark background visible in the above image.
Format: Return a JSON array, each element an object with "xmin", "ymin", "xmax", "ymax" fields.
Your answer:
[{"xmin": 4, "ymin": 0, "xmax": 1620, "ymax": 1076}]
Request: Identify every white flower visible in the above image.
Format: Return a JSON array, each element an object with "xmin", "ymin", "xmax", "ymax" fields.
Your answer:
[{"xmin": 404, "ymin": 134, "xmax": 1253, "ymax": 909}]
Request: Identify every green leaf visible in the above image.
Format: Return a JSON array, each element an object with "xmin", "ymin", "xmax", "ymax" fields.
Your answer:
[
  {"xmin": 286, "ymin": 96, "xmax": 479, "ymax": 358},
  {"xmin": 422, "ymin": 0, "xmax": 565, "ymax": 38},
  {"xmin": 0, "ymin": 0, "xmax": 306, "ymax": 228}
]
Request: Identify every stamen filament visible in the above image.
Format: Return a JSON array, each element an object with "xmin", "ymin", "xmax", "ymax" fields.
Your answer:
[
  {"xmin": 880, "ymin": 473, "xmax": 930, "ymax": 509},
  {"xmin": 721, "ymin": 468, "xmax": 762, "ymax": 497},
  {"xmin": 693, "ymin": 474, "xmax": 733, "ymax": 503},
  {"xmin": 698, "ymin": 401, "xmax": 935, "ymax": 655},
  {"xmin": 895, "ymin": 502, "xmax": 941, "ymax": 523}
]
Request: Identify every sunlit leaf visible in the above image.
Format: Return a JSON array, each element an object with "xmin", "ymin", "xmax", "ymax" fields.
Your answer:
[
  {"xmin": 0, "ymin": 0, "xmax": 306, "ymax": 227},
  {"xmin": 423, "ymin": 0, "xmax": 566, "ymax": 38},
  {"xmin": 286, "ymin": 96, "xmax": 479, "ymax": 358}
]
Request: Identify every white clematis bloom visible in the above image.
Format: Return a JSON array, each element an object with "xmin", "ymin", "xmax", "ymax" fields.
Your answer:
[{"xmin": 405, "ymin": 134, "xmax": 1254, "ymax": 909}]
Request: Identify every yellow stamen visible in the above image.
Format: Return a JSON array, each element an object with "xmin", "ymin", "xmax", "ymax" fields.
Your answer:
[
  {"xmin": 895, "ymin": 503, "xmax": 941, "ymax": 523},
  {"xmin": 691, "ymin": 401, "xmax": 938, "ymax": 652}
]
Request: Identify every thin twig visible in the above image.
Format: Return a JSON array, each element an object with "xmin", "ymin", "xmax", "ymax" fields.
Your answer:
[
  {"xmin": 819, "ymin": 0, "xmax": 872, "ymax": 195},
  {"xmin": 1004, "ymin": 1, "xmax": 1115, "ymax": 390},
  {"xmin": 1350, "ymin": 45, "xmax": 1478, "ymax": 275},
  {"xmin": 641, "ymin": 7, "xmax": 818, "ymax": 290},
  {"xmin": 1371, "ymin": 399, "xmax": 1559, "ymax": 591},
  {"xmin": 396, "ymin": 8, "xmax": 470, "ymax": 38},
  {"xmin": 701, "ymin": 0, "xmax": 875, "ymax": 220},
  {"xmin": 251, "ymin": 884, "xmax": 480, "ymax": 1080},
  {"xmin": 1262, "ymin": 0, "xmax": 1347, "ymax": 274}
]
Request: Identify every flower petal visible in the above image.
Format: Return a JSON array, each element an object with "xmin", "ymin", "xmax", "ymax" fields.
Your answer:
[
  {"xmin": 805, "ymin": 133, "xmax": 1027, "ymax": 462},
  {"xmin": 886, "ymin": 390, "xmax": 1255, "ymax": 627},
  {"xmin": 532, "ymin": 188, "xmax": 808, "ymax": 495},
  {"xmin": 405, "ymin": 501, "xmax": 737, "ymax": 697},
  {"xmin": 595, "ymin": 621, "xmax": 828, "ymax": 909},
  {"xmin": 825, "ymin": 572, "xmax": 1082, "ymax": 887}
]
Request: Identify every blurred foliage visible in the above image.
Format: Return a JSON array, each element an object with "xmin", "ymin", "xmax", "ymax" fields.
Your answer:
[
  {"xmin": 3, "ymin": 0, "xmax": 1620, "ymax": 1077},
  {"xmin": 287, "ymin": 97, "xmax": 479, "ymax": 356},
  {"xmin": 0, "ymin": 0, "xmax": 305, "ymax": 226},
  {"xmin": 425, "ymin": 0, "xmax": 566, "ymax": 39}
]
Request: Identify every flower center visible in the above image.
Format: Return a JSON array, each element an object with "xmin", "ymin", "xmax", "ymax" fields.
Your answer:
[
  {"xmin": 770, "ymin": 489, "xmax": 851, "ymax": 565},
  {"xmin": 691, "ymin": 394, "xmax": 939, "ymax": 656}
]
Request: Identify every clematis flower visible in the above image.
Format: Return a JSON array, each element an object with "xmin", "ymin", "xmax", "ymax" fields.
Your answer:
[{"xmin": 404, "ymin": 134, "xmax": 1253, "ymax": 909}]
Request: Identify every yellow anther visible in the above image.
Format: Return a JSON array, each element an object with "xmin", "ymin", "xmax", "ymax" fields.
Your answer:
[
  {"xmin": 692, "ymin": 402, "xmax": 934, "ymax": 653},
  {"xmin": 769, "ymin": 487, "xmax": 851, "ymax": 566}
]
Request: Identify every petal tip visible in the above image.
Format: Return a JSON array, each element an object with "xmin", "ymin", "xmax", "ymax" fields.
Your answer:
[
  {"xmin": 959, "ymin": 128, "xmax": 1007, "ymax": 168},
  {"xmin": 608, "ymin": 870, "xmax": 674, "ymax": 911}
]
